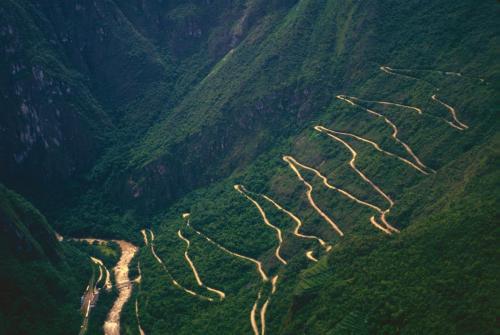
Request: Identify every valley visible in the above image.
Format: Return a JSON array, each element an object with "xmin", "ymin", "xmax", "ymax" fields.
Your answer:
[{"xmin": 0, "ymin": 1, "xmax": 498, "ymax": 334}]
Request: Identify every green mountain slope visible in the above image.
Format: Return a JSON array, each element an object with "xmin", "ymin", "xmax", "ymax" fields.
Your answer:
[
  {"xmin": 282, "ymin": 135, "xmax": 499, "ymax": 334},
  {"xmin": 0, "ymin": 184, "xmax": 91, "ymax": 335},
  {"xmin": 0, "ymin": 0, "xmax": 498, "ymax": 334}
]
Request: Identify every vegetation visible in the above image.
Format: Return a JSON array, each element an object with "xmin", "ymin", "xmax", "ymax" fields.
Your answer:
[
  {"xmin": 0, "ymin": 0, "xmax": 498, "ymax": 334},
  {"xmin": 0, "ymin": 184, "xmax": 91, "ymax": 335}
]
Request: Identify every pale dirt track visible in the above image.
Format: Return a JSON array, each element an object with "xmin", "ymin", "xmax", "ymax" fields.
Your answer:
[
  {"xmin": 381, "ymin": 65, "xmax": 485, "ymax": 83},
  {"xmin": 282, "ymin": 156, "xmax": 345, "ymax": 236},
  {"xmin": 90, "ymin": 256, "xmax": 112, "ymax": 290},
  {"xmin": 315, "ymin": 126, "xmax": 394, "ymax": 208},
  {"xmin": 250, "ymin": 289, "xmax": 262, "ymax": 335},
  {"xmin": 91, "ymin": 257, "xmax": 104, "ymax": 287},
  {"xmin": 183, "ymin": 213, "xmax": 278, "ymax": 335},
  {"xmin": 314, "ymin": 127, "xmax": 427, "ymax": 174},
  {"xmin": 315, "ymin": 126, "xmax": 399, "ymax": 234},
  {"xmin": 305, "ymin": 251, "xmax": 319, "ymax": 262},
  {"xmin": 135, "ymin": 299, "xmax": 145, "ymax": 335},
  {"xmin": 431, "ymin": 94, "xmax": 469, "ymax": 130},
  {"xmin": 135, "ymin": 262, "xmax": 145, "ymax": 335},
  {"xmin": 235, "ymin": 184, "xmax": 288, "ymax": 265},
  {"xmin": 380, "ymin": 66, "xmax": 473, "ymax": 130},
  {"xmin": 380, "ymin": 66, "xmax": 426, "ymax": 82},
  {"xmin": 345, "ymin": 96, "xmax": 423, "ymax": 115},
  {"xmin": 260, "ymin": 193, "xmax": 333, "ymax": 257},
  {"xmin": 147, "ymin": 229, "xmax": 214, "ymax": 301},
  {"xmin": 183, "ymin": 218, "xmax": 269, "ymax": 282},
  {"xmin": 177, "ymin": 229, "xmax": 226, "ymax": 300},
  {"xmin": 337, "ymin": 95, "xmax": 433, "ymax": 173},
  {"xmin": 141, "ymin": 229, "xmax": 149, "ymax": 246},
  {"xmin": 284, "ymin": 155, "xmax": 399, "ymax": 235}
]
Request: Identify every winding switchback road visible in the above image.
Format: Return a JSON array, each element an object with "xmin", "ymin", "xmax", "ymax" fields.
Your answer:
[
  {"xmin": 284, "ymin": 155, "xmax": 399, "ymax": 235},
  {"xmin": 183, "ymin": 216, "xmax": 269, "ymax": 282},
  {"xmin": 380, "ymin": 66, "xmax": 428, "ymax": 82},
  {"xmin": 260, "ymin": 296, "xmax": 271, "ymax": 335},
  {"xmin": 147, "ymin": 229, "xmax": 214, "ymax": 301},
  {"xmin": 379, "ymin": 66, "xmax": 440, "ymax": 89},
  {"xmin": 236, "ymin": 184, "xmax": 332, "ymax": 263},
  {"xmin": 91, "ymin": 257, "xmax": 104, "ymax": 287},
  {"xmin": 344, "ymin": 96, "xmax": 423, "ymax": 115},
  {"xmin": 336, "ymin": 95, "xmax": 434, "ymax": 173},
  {"xmin": 259, "ymin": 193, "xmax": 332, "ymax": 260},
  {"xmin": 369, "ymin": 216, "xmax": 392, "ymax": 235},
  {"xmin": 135, "ymin": 260, "xmax": 146, "ymax": 335},
  {"xmin": 235, "ymin": 184, "xmax": 288, "ymax": 265},
  {"xmin": 250, "ymin": 275, "xmax": 280, "ymax": 335},
  {"xmin": 183, "ymin": 213, "xmax": 276, "ymax": 335},
  {"xmin": 431, "ymin": 94, "xmax": 469, "ymax": 130},
  {"xmin": 135, "ymin": 261, "xmax": 145, "ymax": 335},
  {"xmin": 315, "ymin": 127, "xmax": 427, "ymax": 174},
  {"xmin": 380, "ymin": 66, "xmax": 474, "ymax": 130},
  {"xmin": 177, "ymin": 229, "xmax": 226, "ymax": 300},
  {"xmin": 135, "ymin": 299, "xmax": 145, "ymax": 335},
  {"xmin": 381, "ymin": 65, "xmax": 485, "ymax": 83},
  {"xmin": 315, "ymin": 125, "xmax": 394, "ymax": 207},
  {"xmin": 315, "ymin": 126, "xmax": 399, "ymax": 234},
  {"xmin": 282, "ymin": 156, "xmax": 344, "ymax": 236},
  {"xmin": 250, "ymin": 289, "xmax": 262, "ymax": 335},
  {"xmin": 305, "ymin": 251, "xmax": 319, "ymax": 262},
  {"xmin": 141, "ymin": 229, "xmax": 149, "ymax": 246}
]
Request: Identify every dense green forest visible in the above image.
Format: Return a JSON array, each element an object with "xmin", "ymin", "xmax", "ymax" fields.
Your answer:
[
  {"xmin": 0, "ymin": 184, "xmax": 90, "ymax": 334},
  {"xmin": 0, "ymin": 0, "xmax": 498, "ymax": 334}
]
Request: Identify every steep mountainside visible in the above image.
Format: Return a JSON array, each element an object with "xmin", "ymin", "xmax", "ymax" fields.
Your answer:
[
  {"xmin": 0, "ymin": 0, "xmax": 498, "ymax": 334},
  {"xmin": 0, "ymin": 184, "xmax": 91, "ymax": 335}
]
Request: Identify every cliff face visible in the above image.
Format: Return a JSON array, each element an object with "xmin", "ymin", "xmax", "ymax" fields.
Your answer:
[{"xmin": 0, "ymin": 0, "xmax": 111, "ymax": 197}]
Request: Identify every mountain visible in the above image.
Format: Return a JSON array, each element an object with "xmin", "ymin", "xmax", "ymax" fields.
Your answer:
[
  {"xmin": 0, "ymin": 0, "xmax": 498, "ymax": 334},
  {"xmin": 0, "ymin": 183, "xmax": 91, "ymax": 335}
]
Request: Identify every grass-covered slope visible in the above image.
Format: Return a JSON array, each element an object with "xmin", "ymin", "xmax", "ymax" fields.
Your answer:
[{"xmin": 0, "ymin": 184, "xmax": 91, "ymax": 335}]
